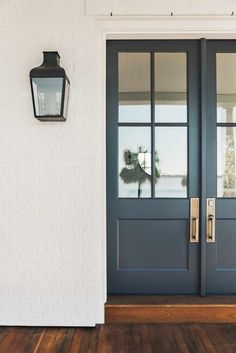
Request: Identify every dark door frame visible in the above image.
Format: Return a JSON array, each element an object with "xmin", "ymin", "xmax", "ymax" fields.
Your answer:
[{"xmin": 106, "ymin": 38, "xmax": 236, "ymax": 296}]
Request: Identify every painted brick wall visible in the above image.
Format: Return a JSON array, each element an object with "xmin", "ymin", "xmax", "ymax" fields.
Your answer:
[{"xmin": 0, "ymin": 0, "xmax": 104, "ymax": 326}]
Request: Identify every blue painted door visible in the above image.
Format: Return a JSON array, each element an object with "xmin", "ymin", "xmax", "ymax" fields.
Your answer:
[
  {"xmin": 206, "ymin": 41, "xmax": 236, "ymax": 294},
  {"xmin": 107, "ymin": 40, "xmax": 201, "ymax": 294}
]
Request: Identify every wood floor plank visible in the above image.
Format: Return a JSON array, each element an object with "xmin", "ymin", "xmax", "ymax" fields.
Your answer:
[
  {"xmin": 87, "ymin": 326, "xmax": 99, "ymax": 353},
  {"xmin": 170, "ymin": 325, "xmax": 190, "ymax": 353},
  {"xmin": 223, "ymin": 324, "xmax": 236, "ymax": 351},
  {"xmin": 194, "ymin": 325, "xmax": 219, "ymax": 353},
  {"xmin": 148, "ymin": 324, "xmax": 178, "ymax": 353},
  {"xmin": 178, "ymin": 324, "xmax": 204, "ymax": 353},
  {"xmin": 103, "ymin": 325, "xmax": 117, "ymax": 353},
  {"xmin": 76, "ymin": 328, "xmax": 95, "ymax": 353},
  {"xmin": 0, "ymin": 324, "xmax": 236, "ymax": 353},
  {"xmin": 51, "ymin": 328, "xmax": 74, "ymax": 353},
  {"xmin": 97, "ymin": 325, "xmax": 106, "ymax": 353},
  {"xmin": 0, "ymin": 327, "xmax": 35, "ymax": 353},
  {"xmin": 126, "ymin": 325, "xmax": 137, "ymax": 353},
  {"xmin": 205, "ymin": 324, "xmax": 236, "ymax": 353},
  {"xmin": 0, "ymin": 327, "xmax": 15, "ymax": 353},
  {"xmin": 0, "ymin": 326, "xmax": 11, "ymax": 346},
  {"xmin": 131, "ymin": 325, "xmax": 146, "ymax": 353},
  {"xmin": 139, "ymin": 325, "xmax": 154, "ymax": 353},
  {"xmin": 183, "ymin": 324, "xmax": 212, "ymax": 353},
  {"xmin": 23, "ymin": 328, "xmax": 45, "ymax": 353},
  {"xmin": 69, "ymin": 328, "xmax": 84, "ymax": 353},
  {"xmin": 14, "ymin": 328, "xmax": 38, "ymax": 353},
  {"xmin": 0, "ymin": 327, "xmax": 24, "ymax": 353},
  {"xmin": 33, "ymin": 328, "xmax": 60, "ymax": 353}
]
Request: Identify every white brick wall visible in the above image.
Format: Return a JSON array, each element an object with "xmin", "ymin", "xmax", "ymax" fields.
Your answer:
[
  {"xmin": 0, "ymin": 0, "xmax": 236, "ymax": 327},
  {"xmin": 0, "ymin": 0, "xmax": 103, "ymax": 326}
]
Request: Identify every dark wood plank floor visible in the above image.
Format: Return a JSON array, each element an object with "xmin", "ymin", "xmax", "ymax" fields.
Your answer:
[{"xmin": 1, "ymin": 324, "xmax": 236, "ymax": 353}]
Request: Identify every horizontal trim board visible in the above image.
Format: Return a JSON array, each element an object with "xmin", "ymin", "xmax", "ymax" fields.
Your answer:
[
  {"xmin": 105, "ymin": 304, "xmax": 236, "ymax": 323},
  {"xmin": 86, "ymin": 0, "xmax": 236, "ymax": 17}
]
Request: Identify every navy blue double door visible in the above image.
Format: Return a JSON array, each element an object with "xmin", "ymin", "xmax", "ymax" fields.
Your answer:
[{"xmin": 107, "ymin": 40, "xmax": 236, "ymax": 295}]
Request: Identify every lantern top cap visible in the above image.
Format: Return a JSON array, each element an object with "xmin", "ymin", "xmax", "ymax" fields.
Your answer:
[
  {"xmin": 43, "ymin": 51, "xmax": 60, "ymax": 57},
  {"xmin": 43, "ymin": 51, "xmax": 61, "ymax": 65},
  {"xmin": 30, "ymin": 51, "xmax": 67, "ymax": 78}
]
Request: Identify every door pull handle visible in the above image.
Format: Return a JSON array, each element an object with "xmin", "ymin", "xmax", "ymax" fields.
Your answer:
[
  {"xmin": 206, "ymin": 199, "xmax": 215, "ymax": 243},
  {"xmin": 208, "ymin": 215, "xmax": 214, "ymax": 235},
  {"xmin": 190, "ymin": 198, "xmax": 199, "ymax": 243},
  {"xmin": 192, "ymin": 217, "xmax": 199, "ymax": 241}
]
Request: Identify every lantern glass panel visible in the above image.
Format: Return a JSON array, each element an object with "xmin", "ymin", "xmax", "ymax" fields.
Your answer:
[
  {"xmin": 63, "ymin": 78, "xmax": 70, "ymax": 117},
  {"xmin": 32, "ymin": 77, "xmax": 63, "ymax": 116}
]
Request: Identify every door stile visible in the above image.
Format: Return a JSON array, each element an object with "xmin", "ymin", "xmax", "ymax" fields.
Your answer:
[
  {"xmin": 200, "ymin": 38, "xmax": 207, "ymax": 296},
  {"xmin": 150, "ymin": 52, "xmax": 155, "ymax": 198}
]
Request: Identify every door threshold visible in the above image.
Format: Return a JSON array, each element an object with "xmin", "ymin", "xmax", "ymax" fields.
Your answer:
[{"xmin": 105, "ymin": 295, "xmax": 236, "ymax": 323}]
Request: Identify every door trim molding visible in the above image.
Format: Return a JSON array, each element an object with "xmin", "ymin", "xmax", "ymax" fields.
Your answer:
[{"xmin": 96, "ymin": 21, "xmax": 236, "ymax": 321}]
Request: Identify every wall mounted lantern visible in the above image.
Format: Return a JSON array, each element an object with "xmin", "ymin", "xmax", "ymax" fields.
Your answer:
[{"xmin": 30, "ymin": 51, "xmax": 70, "ymax": 121}]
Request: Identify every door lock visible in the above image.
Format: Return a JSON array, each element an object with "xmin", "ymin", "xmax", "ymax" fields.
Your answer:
[{"xmin": 207, "ymin": 198, "xmax": 215, "ymax": 243}]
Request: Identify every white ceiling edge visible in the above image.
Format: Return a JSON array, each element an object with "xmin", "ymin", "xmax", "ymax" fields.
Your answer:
[
  {"xmin": 91, "ymin": 13, "xmax": 236, "ymax": 20},
  {"xmin": 85, "ymin": 0, "xmax": 236, "ymax": 17},
  {"xmin": 89, "ymin": 14, "xmax": 236, "ymax": 18},
  {"xmin": 105, "ymin": 32, "xmax": 236, "ymax": 39}
]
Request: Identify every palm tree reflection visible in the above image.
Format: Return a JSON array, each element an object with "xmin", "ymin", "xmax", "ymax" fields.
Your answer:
[{"xmin": 120, "ymin": 146, "xmax": 160, "ymax": 198}]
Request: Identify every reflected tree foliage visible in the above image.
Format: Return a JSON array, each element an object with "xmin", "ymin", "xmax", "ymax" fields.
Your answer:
[
  {"xmin": 181, "ymin": 175, "xmax": 187, "ymax": 187},
  {"xmin": 224, "ymin": 129, "xmax": 236, "ymax": 197},
  {"xmin": 120, "ymin": 146, "xmax": 160, "ymax": 198}
]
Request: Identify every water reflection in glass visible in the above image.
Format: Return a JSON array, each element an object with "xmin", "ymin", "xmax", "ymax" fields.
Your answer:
[
  {"xmin": 217, "ymin": 127, "xmax": 236, "ymax": 197},
  {"xmin": 119, "ymin": 127, "xmax": 152, "ymax": 198},
  {"xmin": 155, "ymin": 53, "xmax": 187, "ymax": 123},
  {"xmin": 155, "ymin": 127, "xmax": 187, "ymax": 198},
  {"xmin": 216, "ymin": 54, "xmax": 236, "ymax": 197},
  {"xmin": 138, "ymin": 152, "xmax": 151, "ymax": 176},
  {"xmin": 118, "ymin": 53, "xmax": 151, "ymax": 123},
  {"xmin": 217, "ymin": 53, "xmax": 236, "ymax": 123}
]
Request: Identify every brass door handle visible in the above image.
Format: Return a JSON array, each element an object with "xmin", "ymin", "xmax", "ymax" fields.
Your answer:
[
  {"xmin": 206, "ymin": 199, "xmax": 215, "ymax": 243},
  {"xmin": 190, "ymin": 198, "xmax": 199, "ymax": 243},
  {"xmin": 207, "ymin": 214, "xmax": 215, "ymax": 241},
  {"xmin": 192, "ymin": 217, "xmax": 199, "ymax": 241}
]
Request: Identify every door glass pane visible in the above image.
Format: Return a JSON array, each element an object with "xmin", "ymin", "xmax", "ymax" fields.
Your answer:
[
  {"xmin": 155, "ymin": 127, "xmax": 187, "ymax": 198},
  {"xmin": 217, "ymin": 53, "xmax": 236, "ymax": 123},
  {"xmin": 155, "ymin": 53, "xmax": 187, "ymax": 123},
  {"xmin": 217, "ymin": 127, "xmax": 236, "ymax": 197},
  {"xmin": 118, "ymin": 53, "xmax": 151, "ymax": 123},
  {"xmin": 119, "ymin": 127, "xmax": 151, "ymax": 198}
]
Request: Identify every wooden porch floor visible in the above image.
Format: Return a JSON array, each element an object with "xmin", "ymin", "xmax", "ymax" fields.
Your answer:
[{"xmin": 1, "ymin": 324, "xmax": 236, "ymax": 353}]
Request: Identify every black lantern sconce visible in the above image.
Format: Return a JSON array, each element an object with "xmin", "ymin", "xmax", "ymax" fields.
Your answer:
[{"xmin": 30, "ymin": 52, "xmax": 70, "ymax": 121}]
